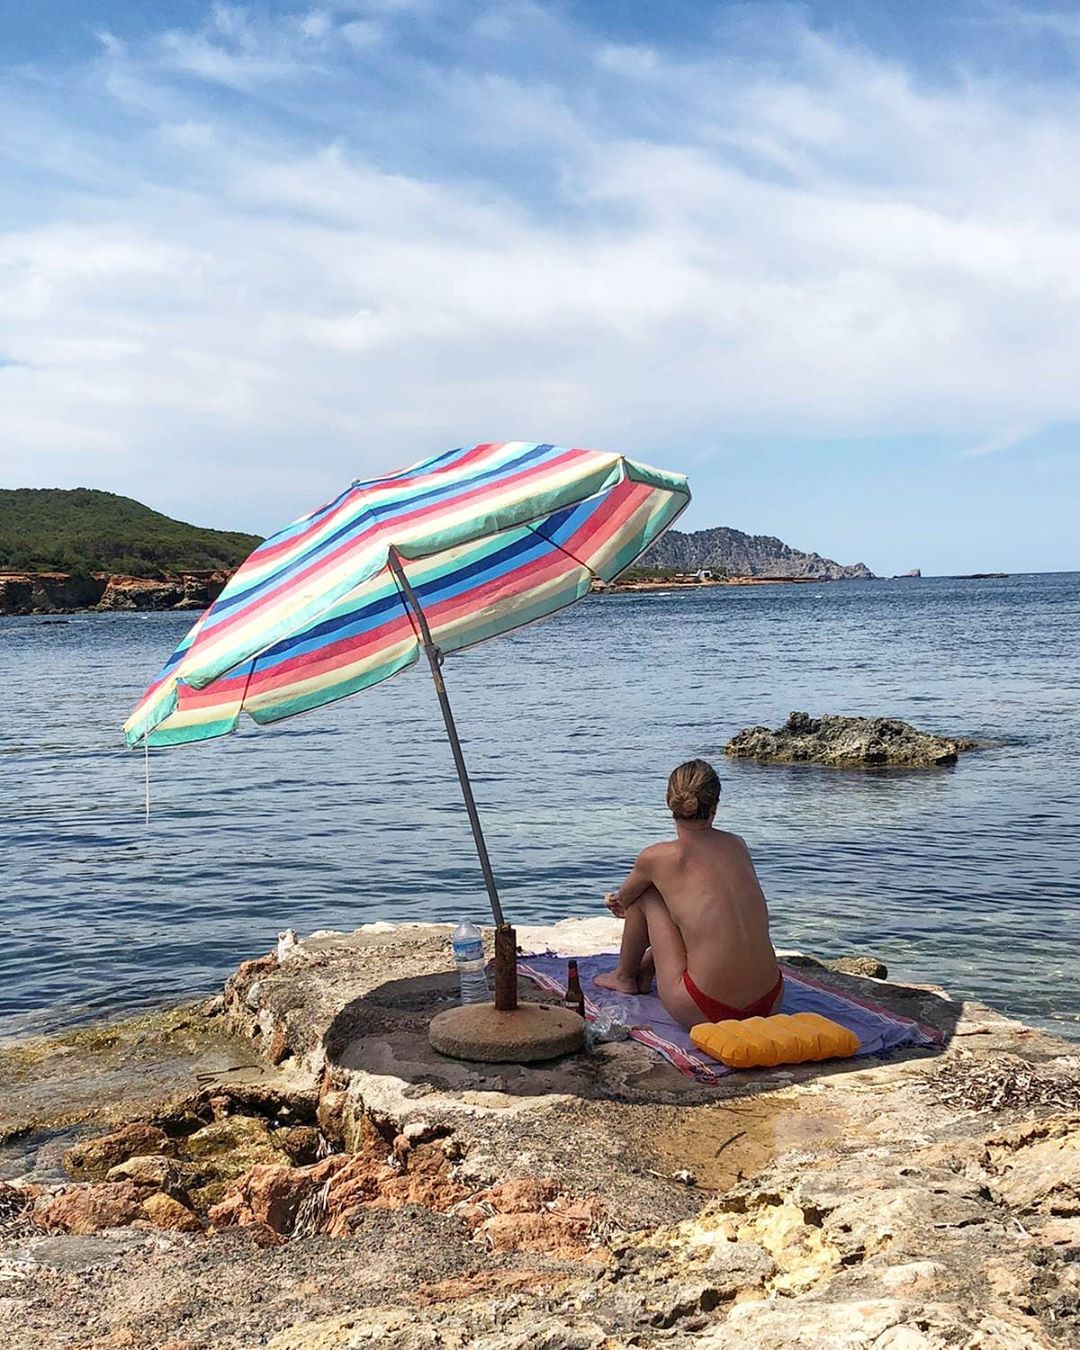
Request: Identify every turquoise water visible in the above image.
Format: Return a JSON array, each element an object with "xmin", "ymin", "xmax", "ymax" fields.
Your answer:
[{"xmin": 1, "ymin": 573, "xmax": 1078, "ymax": 1038}]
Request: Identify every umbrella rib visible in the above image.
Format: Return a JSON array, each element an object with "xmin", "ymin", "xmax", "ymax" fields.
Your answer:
[
  {"xmin": 523, "ymin": 522, "xmax": 600, "ymax": 580},
  {"xmin": 234, "ymin": 653, "xmax": 260, "ymax": 725}
]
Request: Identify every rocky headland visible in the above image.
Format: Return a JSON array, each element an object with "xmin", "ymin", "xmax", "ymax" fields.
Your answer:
[
  {"xmin": 640, "ymin": 526, "xmax": 874, "ymax": 581},
  {"xmin": 1, "ymin": 919, "xmax": 1077, "ymax": 1349},
  {"xmin": 726, "ymin": 712, "xmax": 978, "ymax": 768}
]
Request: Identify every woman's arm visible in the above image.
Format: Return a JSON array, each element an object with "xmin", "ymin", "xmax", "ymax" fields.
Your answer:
[{"xmin": 604, "ymin": 848, "xmax": 655, "ymax": 916}]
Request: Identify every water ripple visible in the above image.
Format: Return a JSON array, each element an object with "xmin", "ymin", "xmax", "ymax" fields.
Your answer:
[{"xmin": 1, "ymin": 573, "xmax": 1078, "ymax": 1037}]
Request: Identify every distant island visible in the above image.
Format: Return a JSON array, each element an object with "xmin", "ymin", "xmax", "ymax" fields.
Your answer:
[
  {"xmin": 0, "ymin": 487, "xmax": 874, "ymax": 615},
  {"xmin": 638, "ymin": 525, "xmax": 874, "ymax": 581}
]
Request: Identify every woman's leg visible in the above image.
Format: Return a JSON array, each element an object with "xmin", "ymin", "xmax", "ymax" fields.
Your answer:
[
  {"xmin": 594, "ymin": 901, "xmax": 650, "ymax": 994},
  {"xmin": 632, "ymin": 887, "xmax": 702, "ymax": 1028},
  {"xmin": 595, "ymin": 887, "xmax": 702, "ymax": 1025}
]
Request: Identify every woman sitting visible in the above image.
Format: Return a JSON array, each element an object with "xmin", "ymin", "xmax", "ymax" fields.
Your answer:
[{"xmin": 595, "ymin": 759, "xmax": 783, "ymax": 1028}]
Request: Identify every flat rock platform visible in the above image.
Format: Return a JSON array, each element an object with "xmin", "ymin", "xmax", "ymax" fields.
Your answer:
[{"xmin": 0, "ymin": 918, "xmax": 1076, "ymax": 1349}]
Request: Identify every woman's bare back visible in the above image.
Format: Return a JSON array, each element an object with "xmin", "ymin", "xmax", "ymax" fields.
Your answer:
[
  {"xmin": 642, "ymin": 827, "xmax": 779, "ymax": 1009},
  {"xmin": 595, "ymin": 760, "xmax": 782, "ymax": 1028}
]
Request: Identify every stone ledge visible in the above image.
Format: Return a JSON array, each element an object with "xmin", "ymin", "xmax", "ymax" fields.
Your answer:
[{"xmin": 1, "ymin": 920, "xmax": 1076, "ymax": 1349}]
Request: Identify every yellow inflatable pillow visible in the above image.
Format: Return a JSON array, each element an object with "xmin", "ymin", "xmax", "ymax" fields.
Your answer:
[{"xmin": 690, "ymin": 1012, "xmax": 860, "ymax": 1069}]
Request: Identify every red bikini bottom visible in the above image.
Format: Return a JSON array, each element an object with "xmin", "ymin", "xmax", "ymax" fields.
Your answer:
[{"xmin": 682, "ymin": 970, "xmax": 784, "ymax": 1022}]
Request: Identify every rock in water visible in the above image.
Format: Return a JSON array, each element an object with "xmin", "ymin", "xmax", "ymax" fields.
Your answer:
[
  {"xmin": 824, "ymin": 955, "xmax": 889, "ymax": 979},
  {"xmin": 785, "ymin": 953, "xmax": 889, "ymax": 979},
  {"xmin": 725, "ymin": 711, "xmax": 977, "ymax": 768}
]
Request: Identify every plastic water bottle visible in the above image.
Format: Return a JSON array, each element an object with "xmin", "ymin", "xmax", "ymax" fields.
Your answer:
[{"xmin": 452, "ymin": 920, "xmax": 489, "ymax": 1005}]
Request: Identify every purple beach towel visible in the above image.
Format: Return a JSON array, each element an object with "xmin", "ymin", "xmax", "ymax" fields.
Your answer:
[{"xmin": 519, "ymin": 951, "xmax": 942, "ymax": 1085}]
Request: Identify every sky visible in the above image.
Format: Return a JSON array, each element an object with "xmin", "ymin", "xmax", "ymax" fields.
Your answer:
[{"xmin": 2, "ymin": 1, "xmax": 1080, "ymax": 576}]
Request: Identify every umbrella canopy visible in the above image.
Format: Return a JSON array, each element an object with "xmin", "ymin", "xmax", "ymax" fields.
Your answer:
[{"xmin": 124, "ymin": 441, "xmax": 690, "ymax": 750}]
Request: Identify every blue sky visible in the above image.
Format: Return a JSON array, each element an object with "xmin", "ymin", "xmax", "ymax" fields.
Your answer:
[{"xmin": 2, "ymin": 2, "xmax": 1080, "ymax": 575}]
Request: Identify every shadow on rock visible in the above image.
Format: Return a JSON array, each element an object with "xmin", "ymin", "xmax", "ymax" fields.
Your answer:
[{"xmin": 322, "ymin": 962, "xmax": 959, "ymax": 1110}]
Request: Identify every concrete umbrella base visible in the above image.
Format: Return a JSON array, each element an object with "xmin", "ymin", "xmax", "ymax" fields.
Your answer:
[{"xmin": 429, "ymin": 1002, "xmax": 585, "ymax": 1063}]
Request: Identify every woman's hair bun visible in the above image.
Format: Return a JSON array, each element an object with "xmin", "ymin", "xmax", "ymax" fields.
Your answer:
[
  {"xmin": 669, "ymin": 788, "xmax": 699, "ymax": 816},
  {"xmin": 666, "ymin": 760, "xmax": 721, "ymax": 821}
]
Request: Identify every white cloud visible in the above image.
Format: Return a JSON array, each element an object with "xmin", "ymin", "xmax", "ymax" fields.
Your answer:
[
  {"xmin": 595, "ymin": 44, "xmax": 659, "ymax": 77},
  {"xmin": 962, "ymin": 425, "xmax": 1038, "ymax": 458},
  {"xmin": 339, "ymin": 19, "xmax": 384, "ymax": 49},
  {"xmin": 1, "ymin": 2, "xmax": 1080, "ymax": 530},
  {"xmin": 300, "ymin": 10, "xmax": 334, "ymax": 41},
  {"xmin": 159, "ymin": 120, "xmax": 218, "ymax": 148},
  {"xmin": 1002, "ymin": 5, "xmax": 1080, "ymax": 41}
]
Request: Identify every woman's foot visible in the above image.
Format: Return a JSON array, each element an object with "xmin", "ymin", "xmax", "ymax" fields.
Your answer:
[{"xmin": 594, "ymin": 968, "xmax": 640, "ymax": 995}]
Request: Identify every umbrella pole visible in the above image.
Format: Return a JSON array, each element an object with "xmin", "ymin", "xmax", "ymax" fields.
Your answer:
[{"xmin": 388, "ymin": 549, "xmax": 517, "ymax": 1012}]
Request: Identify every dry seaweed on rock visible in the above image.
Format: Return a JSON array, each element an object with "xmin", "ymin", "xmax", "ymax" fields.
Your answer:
[
  {"xmin": 927, "ymin": 1051, "xmax": 1080, "ymax": 1114},
  {"xmin": 0, "ymin": 1181, "xmax": 38, "ymax": 1242}
]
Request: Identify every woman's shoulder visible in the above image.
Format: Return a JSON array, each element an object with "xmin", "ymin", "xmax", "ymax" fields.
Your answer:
[
  {"xmin": 707, "ymin": 829, "xmax": 755, "ymax": 863},
  {"xmin": 638, "ymin": 838, "xmax": 679, "ymax": 864}
]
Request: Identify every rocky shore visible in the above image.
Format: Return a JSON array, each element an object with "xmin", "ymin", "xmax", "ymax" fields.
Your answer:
[
  {"xmin": 5, "ymin": 570, "xmax": 831, "ymax": 614},
  {"xmin": 1, "ymin": 919, "xmax": 1076, "ymax": 1349},
  {"xmin": 592, "ymin": 574, "xmax": 830, "ymax": 593},
  {"xmin": 0, "ymin": 570, "xmax": 230, "ymax": 615}
]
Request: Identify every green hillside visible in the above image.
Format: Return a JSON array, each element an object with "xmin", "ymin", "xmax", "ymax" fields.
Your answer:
[{"xmin": 0, "ymin": 488, "xmax": 263, "ymax": 577}]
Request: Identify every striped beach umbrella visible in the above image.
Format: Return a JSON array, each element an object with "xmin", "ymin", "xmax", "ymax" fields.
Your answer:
[{"xmin": 124, "ymin": 441, "xmax": 689, "ymax": 960}]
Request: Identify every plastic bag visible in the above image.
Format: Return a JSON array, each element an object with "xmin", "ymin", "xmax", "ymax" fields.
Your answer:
[{"xmin": 585, "ymin": 1005, "xmax": 632, "ymax": 1046}]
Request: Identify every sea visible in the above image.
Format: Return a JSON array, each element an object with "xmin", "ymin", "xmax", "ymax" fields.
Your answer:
[{"xmin": 1, "ymin": 573, "xmax": 1078, "ymax": 1041}]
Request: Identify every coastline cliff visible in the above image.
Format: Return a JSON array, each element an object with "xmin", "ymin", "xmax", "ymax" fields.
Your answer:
[{"xmin": 0, "ymin": 569, "xmax": 230, "ymax": 615}]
